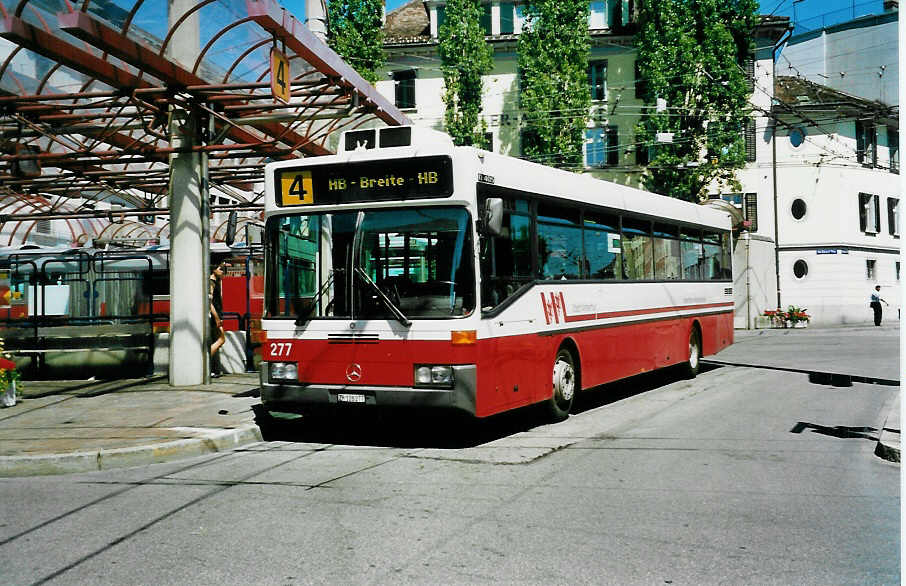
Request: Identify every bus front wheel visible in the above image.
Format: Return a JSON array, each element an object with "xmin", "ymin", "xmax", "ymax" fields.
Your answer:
[
  {"xmin": 547, "ymin": 348, "xmax": 577, "ymax": 422},
  {"xmin": 683, "ymin": 328, "xmax": 702, "ymax": 379}
]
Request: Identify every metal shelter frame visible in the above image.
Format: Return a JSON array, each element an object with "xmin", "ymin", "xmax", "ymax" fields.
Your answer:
[{"xmin": 0, "ymin": 0, "xmax": 410, "ymax": 227}]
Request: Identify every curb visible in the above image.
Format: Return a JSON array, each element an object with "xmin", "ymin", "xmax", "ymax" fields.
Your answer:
[{"xmin": 0, "ymin": 425, "xmax": 263, "ymax": 477}]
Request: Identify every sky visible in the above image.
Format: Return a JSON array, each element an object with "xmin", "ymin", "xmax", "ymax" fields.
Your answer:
[{"xmin": 292, "ymin": 0, "xmax": 887, "ymax": 34}]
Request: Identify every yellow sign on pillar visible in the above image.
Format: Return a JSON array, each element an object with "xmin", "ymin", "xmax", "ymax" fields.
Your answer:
[{"xmin": 270, "ymin": 48, "xmax": 291, "ymax": 103}]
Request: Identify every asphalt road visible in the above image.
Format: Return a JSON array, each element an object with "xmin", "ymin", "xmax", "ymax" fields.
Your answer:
[{"xmin": 0, "ymin": 355, "xmax": 898, "ymax": 585}]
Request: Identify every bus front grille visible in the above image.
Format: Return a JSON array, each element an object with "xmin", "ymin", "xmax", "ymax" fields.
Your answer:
[{"xmin": 328, "ymin": 333, "xmax": 380, "ymax": 344}]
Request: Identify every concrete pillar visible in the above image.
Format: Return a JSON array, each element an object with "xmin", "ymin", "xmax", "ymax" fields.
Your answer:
[
  {"xmin": 167, "ymin": 108, "xmax": 210, "ymax": 386},
  {"xmin": 167, "ymin": 0, "xmax": 209, "ymax": 386}
]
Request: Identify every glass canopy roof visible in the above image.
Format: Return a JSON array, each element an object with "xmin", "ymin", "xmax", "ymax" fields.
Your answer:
[{"xmin": 0, "ymin": 0, "xmax": 408, "ymax": 231}]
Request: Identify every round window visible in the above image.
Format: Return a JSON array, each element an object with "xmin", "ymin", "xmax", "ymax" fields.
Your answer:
[
  {"xmin": 791, "ymin": 198, "xmax": 807, "ymax": 220},
  {"xmin": 789, "ymin": 127, "xmax": 806, "ymax": 148},
  {"xmin": 793, "ymin": 259, "xmax": 808, "ymax": 279}
]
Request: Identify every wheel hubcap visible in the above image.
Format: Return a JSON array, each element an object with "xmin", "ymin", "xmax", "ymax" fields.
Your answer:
[
  {"xmin": 553, "ymin": 359, "xmax": 575, "ymax": 403},
  {"xmin": 689, "ymin": 339, "xmax": 699, "ymax": 368}
]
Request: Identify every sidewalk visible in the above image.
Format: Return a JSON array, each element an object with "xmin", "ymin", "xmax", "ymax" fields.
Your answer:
[
  {"xmin": 0, "ymin": 373, "xmax": 263, "ymax": 477},
  {"xmin": 0, "ymin": 323, "xmax": 899, "ymax": 476}
]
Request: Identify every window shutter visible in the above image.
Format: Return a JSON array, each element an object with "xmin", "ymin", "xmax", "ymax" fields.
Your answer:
[
  {"xmin": 745, "ymin": 119, "xmax": 756, "ymax": 162},
  {"xmin": 745, "ymin": 57, "xmax": 755, "ymax": 93},
  {"xmin": 744, "ymin": 193, "xmax": 757, "ymax": 232}
]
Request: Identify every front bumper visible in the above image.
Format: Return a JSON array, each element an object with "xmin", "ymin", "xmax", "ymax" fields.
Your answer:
[{"xmin": 260, "ymin": 363, "xmax": 477, "ymax": 416}]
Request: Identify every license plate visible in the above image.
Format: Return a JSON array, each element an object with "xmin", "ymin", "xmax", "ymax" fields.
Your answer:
[{"xmin": 337, "ymin": 393, "xmax": 366, "ymax": 404}]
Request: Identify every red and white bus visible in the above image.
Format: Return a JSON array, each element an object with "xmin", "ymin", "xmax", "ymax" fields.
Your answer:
[{"xmin": 260, "ymin": 126, "xmax": 733, "ymax": 421}]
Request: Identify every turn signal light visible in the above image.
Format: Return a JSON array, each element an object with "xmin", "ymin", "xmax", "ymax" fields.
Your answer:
[{"xmin": 451, "ymin": 330, "xmax": 477, "ymax": 345}]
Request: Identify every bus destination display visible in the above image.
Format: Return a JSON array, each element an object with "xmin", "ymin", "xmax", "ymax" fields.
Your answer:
[{"xmin": 276, "ymin": 156, "xmax": 453, "ymax": 206}]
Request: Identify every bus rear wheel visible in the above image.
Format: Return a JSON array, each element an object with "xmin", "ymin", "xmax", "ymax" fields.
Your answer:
[
  {"xmin": 547, "ymin": 348, "xmax": 577, "ymax": 422},
  {"xmin": 683, "ymin": 328, "xmax": 702, "ymax": 379}
]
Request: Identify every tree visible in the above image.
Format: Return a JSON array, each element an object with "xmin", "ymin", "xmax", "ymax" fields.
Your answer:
[
  {"xmin": 517, "ymin": 0, "xmax": 591, "ymax": 170},
  {"xmin": 326, "ymin": 0, "xmax": 385, "ymax": 84},
  {"xmin": 438, "ymin": 0, "xmax": 493, "ymax": 146},
  {"xmin": 635, "ymin": 0, "xmax": 758, "ymax": 202}
]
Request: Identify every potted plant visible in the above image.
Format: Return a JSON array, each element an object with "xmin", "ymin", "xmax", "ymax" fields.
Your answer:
[
  {"xmin": 0, "ymin": 339, "xmax": 20, "ymax": 407},
  {"xmin": 787, "ymin": 305, "xmax": 810, "ymax": 328}
]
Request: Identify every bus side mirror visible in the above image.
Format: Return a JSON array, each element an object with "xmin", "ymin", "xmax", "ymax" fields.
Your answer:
[
  {"xmin": 482, "ymin": 198, "xmax": 504, "ymax": 237},
  {"xmin": 225, "ymin": 211, "xmax": 238, "ymax": 246}
]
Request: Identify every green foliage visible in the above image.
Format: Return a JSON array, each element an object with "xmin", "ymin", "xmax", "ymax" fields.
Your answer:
[
  {"xmin": 326, "ymin": 0, "xmax": 385, "ymax": 84},
  {"xmin": 517, "ymin": 0, "xmax": 591, "ymax": 170},
  {"xmin": 438, "ymin": 0, "xmax": 493, "ymax": 146},
  {"xmin": 635, "ymin": 0, "xmax": 758, "ymax": 201}
]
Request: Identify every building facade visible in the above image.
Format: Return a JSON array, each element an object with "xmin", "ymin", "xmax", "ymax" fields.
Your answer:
[{"xmin": 376, "ymin": 1, "xmax": 898, "ymax": 327}]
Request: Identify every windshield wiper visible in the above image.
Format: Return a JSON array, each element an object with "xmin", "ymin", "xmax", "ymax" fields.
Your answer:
[
  {"xmin": 295, "ymin": 270, "xmax": 337, "ymax": 326},
  {"xmin": 354, "ymin": 266, "xmax": 411, "ymax": 327}
]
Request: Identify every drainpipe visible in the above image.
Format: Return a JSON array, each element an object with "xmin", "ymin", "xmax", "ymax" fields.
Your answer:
[
  {"xmin": 745, "ymin": 232, "xmax": 752, "ymax": 328},
  {"xmin": 772, "ymin": 26, "xmax": 793, "ymax": 310}
]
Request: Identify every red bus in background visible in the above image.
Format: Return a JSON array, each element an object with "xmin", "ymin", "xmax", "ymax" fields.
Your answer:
[{"xmin": 0, "ymin": 245, "xmax": 264, "ymax": 377}]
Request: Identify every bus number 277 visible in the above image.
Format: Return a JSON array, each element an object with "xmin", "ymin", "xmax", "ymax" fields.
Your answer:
[{"xmin": 269, "ymin": 342, "xmax": 293, "ymax": 358}]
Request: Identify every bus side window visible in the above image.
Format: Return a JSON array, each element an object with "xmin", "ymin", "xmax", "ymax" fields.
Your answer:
[
  {"xmin": 481, "ymin": 202, "xmax": 532, "ymax": 309},
  {"xmin": 583, "ymin": 211, "xmax": 621, "ymax": 279},
  {"xmin": 621, "ymin": 217, "xmax": 654, "ymax": 280},
  {"xmin": 680, "ymin": 228, "xmax": 702, "ymax": 280},
  {"xmin": 537, "ymin": 203, "xmax": 581, "ymax": 280}
]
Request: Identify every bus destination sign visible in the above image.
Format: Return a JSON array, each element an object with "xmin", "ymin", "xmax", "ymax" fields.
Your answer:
[{"xmin": 276, "ymin": 156, "xmax": 453, "ymax": 207}]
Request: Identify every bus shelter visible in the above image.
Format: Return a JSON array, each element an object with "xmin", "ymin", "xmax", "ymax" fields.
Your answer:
[{"xmin": 0, "ymin": 0, "xmax": 410, "ymax": 384}]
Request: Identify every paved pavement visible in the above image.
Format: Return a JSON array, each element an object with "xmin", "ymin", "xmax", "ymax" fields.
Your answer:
[{"xmin": 0, "ymin": 323, "xmax": 899, "ymax": 476}]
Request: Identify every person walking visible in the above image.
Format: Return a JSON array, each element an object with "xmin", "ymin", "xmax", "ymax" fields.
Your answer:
[
  {"xmin": 870, "ymin": 285, "xmax": 889, "ymax": 326},
  {"xmin": 209, "ymin": 256, "xmax": 227, "ymax": 376}
]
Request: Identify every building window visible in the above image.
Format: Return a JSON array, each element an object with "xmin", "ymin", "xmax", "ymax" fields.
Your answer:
[
  {"xmin": 859, "ymin": 192, "xmax": 880, "ymax": 234},
  {"xmin": 888, "ymin": 198, "xmax": 899, "ymax": 237},
  {"xmin": 897, "ymin": 261, "xmax": 901, "ymax": 281},
  {"xmin": 719, "ymin": 192, "xmax": 757, "ymax": 232},
  {"xmin": 500, "ymin": 2, "xmax": 515, "ymax": 34},
  {"xmin": 588, "ymin": 60, "xmax": 607, "ymax": 101},
  {"xmin": 634, "ymin": 61, "xmax": 649, "ymax": 101},
  {"xmin": 855, "ymin": 119, "xmax": 877, "ymax": 166},
  {"xmin": 483, "ymin": 132, "xmax": 494, "ymax": 152},
  {"xmin": 866, "ymin": 259, "xmax": 876, "ymax": 280},
  {"xmin": 636, "ymin": 137, "xmax": 652, "ymax": 166},
  {"xmin": 585, "ymin": 126, "xmax": 619, "ymax": 168},
  {"xmin": 393, "ymin": 70, "xmax": 416, "ymax": 109},
  {"xmin": 793, "ymin": 259, "xmax": 808, "ymax": 279},
  {"xmin": 589, "ymin": 1, "xmax": 606, "ymax": 28},
  {"xmin": 35, "ymin": 219, "xmax": 51, "ymax": 234},
  {"xmin": 791, "ymin": 198, "xmax": 807, "ymax": 220},
  {"xmin": 888, "ymin": 127, "xmax": 899, "ymax": 174}
]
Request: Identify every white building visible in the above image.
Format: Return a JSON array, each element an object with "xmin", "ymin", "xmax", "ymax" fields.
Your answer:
[{"xmin": 377, "ymin": 1, "xmax": 897, "ymax": 327}]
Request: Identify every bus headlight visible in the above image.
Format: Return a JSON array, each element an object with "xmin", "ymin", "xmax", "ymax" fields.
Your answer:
[
  {"xmin": 269, "ymin": 362, "xmax": 298, "ymax": 381},
  {"xmin": 414, "ymin": 365, "xmax": 454, "ymax": 388}
]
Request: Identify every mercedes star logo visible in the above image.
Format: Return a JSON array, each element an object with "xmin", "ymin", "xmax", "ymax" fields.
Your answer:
[{"xmin": 346, "ymin": 363, "xmax": 363, "ymax": 382}]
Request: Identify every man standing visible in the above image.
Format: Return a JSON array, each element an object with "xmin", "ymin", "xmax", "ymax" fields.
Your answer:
[{"xmin": 870, "ymin": 285, "xmax": 889, "ymax": 326}]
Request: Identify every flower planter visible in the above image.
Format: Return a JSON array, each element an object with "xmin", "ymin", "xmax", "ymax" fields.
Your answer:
[
  {"xmin": 1, "ymin": 379, "xmax": 15, "ymax": 408},
  {"xmin": 793, "ymin": 321, "xmax": 808, "ymax": 328}
]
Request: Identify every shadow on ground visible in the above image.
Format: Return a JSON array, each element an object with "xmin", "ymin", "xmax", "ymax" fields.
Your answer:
[{"xmin": 252, "ymin": 364, "xmax": 722, "ymax": 449}]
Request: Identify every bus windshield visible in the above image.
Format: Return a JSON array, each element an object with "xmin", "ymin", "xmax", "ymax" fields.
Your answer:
[{"xmin": 266, "ymin": 207, "xmax": 475, "ymax": 321}]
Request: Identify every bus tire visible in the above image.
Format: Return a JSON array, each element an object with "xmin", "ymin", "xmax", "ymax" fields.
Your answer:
[
  {"xmin": 547, "ymin": 348, "xmax": 577, "ymax": 422},
  {"xmin": 683, "ymin": 327, "xmax": 702, "ymax": 379}
]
